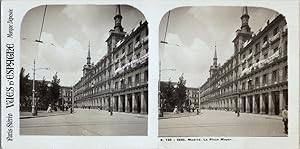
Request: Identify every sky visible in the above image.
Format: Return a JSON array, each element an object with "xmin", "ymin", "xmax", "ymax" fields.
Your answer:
[
  {"xmin": 159, "ymin": 6, "xmax": 278, "ymax": 88},
  {"xmin": 21, "ymin": 5, "xmax": 145, "ymax": 86}
]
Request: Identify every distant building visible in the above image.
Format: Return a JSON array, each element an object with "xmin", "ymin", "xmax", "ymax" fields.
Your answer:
[
  {"xmin": 186, "ymin": 87, "xmax": 199, "ymax": 108},
  {"xmin": 160, "ymin": 81, "xmax": 199, "ymax": 109},
  {"xmin": 74, "ymin": 5, "xmax": 148, "ymax": 114},
  {"xmin": 200, "ymin": 7, "xmax": 287, "ymax": 115},
  {"xmin": 60, "ymin": 86, "xmax": 72, "ymax": 104}
]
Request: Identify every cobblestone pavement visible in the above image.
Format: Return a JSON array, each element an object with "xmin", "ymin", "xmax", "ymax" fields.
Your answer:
[
  {"xmin": 159, "ymin": 109, "xmax": 287, "ymax": 137},
  {"xmin": 20, "ymin": 109, "xmax": 147, "ymax": 136}
]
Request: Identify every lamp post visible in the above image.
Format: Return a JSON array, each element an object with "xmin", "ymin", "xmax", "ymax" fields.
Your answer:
[
  {"xmin": 198, "ymin": 88, "xmax": 201, "ymax": 114},
  {"xmin": 32, "ymin": 59, "xmax": 50, "ymax": 116},
  {"xmin": 71, "ymin": 85, "xmax": 75, "ymax": 114}
]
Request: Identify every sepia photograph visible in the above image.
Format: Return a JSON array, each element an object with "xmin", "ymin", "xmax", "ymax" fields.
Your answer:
[
  {"xmin": 159, "ymin": 6, "xmax": 288, "ymax": 137},
  {"xmin": 20, "ymin": 4, "xmax": 149, "ymax": 136}
]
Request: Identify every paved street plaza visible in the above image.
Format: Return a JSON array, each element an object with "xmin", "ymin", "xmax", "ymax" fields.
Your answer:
[
  {"xmin": 159, "ymin": 110, "xmax": 287, "ymax": 137},
  {"xmin": 20, "ymin": 109, "xmax": 147, "ymax": 136}
]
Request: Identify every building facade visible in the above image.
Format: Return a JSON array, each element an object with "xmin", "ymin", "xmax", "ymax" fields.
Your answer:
[
  {"xmin": 186, "ymin": 87, "xmax": 200, "ymax": 108},
  {"xmin": 200, "ymin": 7, "xmax": 288, "ymax": 115},
  {"xmin": 60, "ymin": 86, "xmax": 72, "ymax": 104},
  {"xmin": 73, "ymin": 6, "xmax": 148, "ymax": 114}
]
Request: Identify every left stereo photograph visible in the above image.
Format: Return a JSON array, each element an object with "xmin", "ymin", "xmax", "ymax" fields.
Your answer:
[{"xmin": 20, "ymin": 5, "xmax": 149, "ymax": 136}]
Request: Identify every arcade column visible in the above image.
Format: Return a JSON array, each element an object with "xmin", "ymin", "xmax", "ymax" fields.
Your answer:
[
  {"xmin": 260, "ymin": 94, "xmax": 265, "ymax": 114},
  {"xmin": 268, "ymin": 92, "xmax": 275, "ymax": 115},
  {"xmin": 141, "ymin": 91, "xmax": 147, "ymax": 114}
]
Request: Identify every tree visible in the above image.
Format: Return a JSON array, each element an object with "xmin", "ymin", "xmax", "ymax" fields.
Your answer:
[
  {"xmin": 49, "ymin": 72, "xmax": 61, "ymax": 106},
  {"xmin": 36, "ymin": 78, "xmax": 50, "ymax": 110},
  {"xmin": 160, "ymin": 81, "xmax": 175, "ymax": 111},
  {"xmin": 20, "ymin": 67, "xmax": 31, "ymax": 110},
  {"xmin": 174, "ymin": 75, "xmax": 187, "ymax": 109}
]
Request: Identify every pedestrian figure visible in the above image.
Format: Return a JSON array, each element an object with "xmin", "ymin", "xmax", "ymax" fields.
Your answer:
[
  {"xmin": 236, "ymin": 108, "xmax": 240, "ymax": 117},
  {"xmin": 109, "ymin": 107, "xmax": 113, "ymax": 116},
  {"xmin": 173, "ymin": 106, "xmax": 178, "ymax": 114},
  {"xmin": 282, "ymin": 106, "xmax": 288, "ymax": 134},
  {"xmin": 47, "ymin": 104, "xmax": 52, "ymax": 113},
  {"xmin": 196, "ymin": 108, "xmax": 200, "ymax": 115},
  {"xmin": 70, "ymin": 106, "xmax": 73, "ymax": 114}
]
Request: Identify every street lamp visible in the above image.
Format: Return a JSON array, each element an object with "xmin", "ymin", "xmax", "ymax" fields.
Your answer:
[
  {"xmin": 198, "ymin": 89, "xmax": 201, "ymax": 114},
  {"xmin": 32, "ymin": 59, "xmax": 50, "ymax": 116},
  {"xmin": 71, "ymin": 85, "xmax": 75, "ymax": 114}
]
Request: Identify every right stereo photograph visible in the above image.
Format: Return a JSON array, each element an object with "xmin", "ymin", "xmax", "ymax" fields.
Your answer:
[{"xmin": 159, "ymin": 6, "xmax": 288, "ymax": 137}]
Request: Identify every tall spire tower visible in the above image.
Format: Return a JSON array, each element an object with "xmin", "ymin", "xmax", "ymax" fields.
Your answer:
[
  {"xmin": 241, "ymin": 6, "xmax": 251, "ymax": 33},
  {"xmin": 232, "ymin": 6, "xmax": 252, "ymax": 54},
  {"xmin": 83, "ymin": 41, "xmax": 92, "ymax": 76},
  {"xmin": 106, "ymin": 5, "xmax": 126, "ymax": 54},
  {"xmin": 209, "ymin": 43, "xmax": 219, "ymax": 78},
  {"xmin": 114, "ymin": 5, "xmax": 124, "ymax": 33},
  {"xmin": 87, "ymin": 41, "xmax": 91, "ymax": 65},
  {"xmin": 213, "ymin": 43, "xmax": 218, "ymax": 66}
]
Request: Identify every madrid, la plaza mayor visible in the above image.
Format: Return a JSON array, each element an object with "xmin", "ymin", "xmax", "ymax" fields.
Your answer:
[
  {"xmin": 20, "ymin": 5, "xmax": 148, "ymax": 136},
  {"xmin": 159, "ymin": 7, "xmax": 288, "ymax": 137}
]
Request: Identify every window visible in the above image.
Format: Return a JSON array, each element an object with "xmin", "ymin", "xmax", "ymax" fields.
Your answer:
[
  {"xmin": 144, "ymin": 70, "xmax": 148, "ymax": 82},
  {"xmin": 122, "ymin": 48, "xmax": 125, "ymax": 54},
  {"xmin": 128, "ymin": 42, "xmax": 133, "ymax": 53},
  {"xmin": 115, "ymin": 81, "xmax": 118, "ymax": 89},
  {"xmin": 242, "ymin": 63, "xmax": 246, "ymax": 70},
  {"xmin": 272, "ymin": 70, "xmax": 278, "ymax": 83},
  {"xmin": 248, "ymin": 80, "xmax": 253, "ymax": 89},
  {"xmin": 136, "ymin": 53, "xmax": 140, "ymax": 59},
  {"xmin": 255, "ymin": 77, "xmax": 260, "ymax": 87},
  {"xmin": 243, "ymin": 54, "xmax": 246, "ymax": 59},
  {"xmin": 283, "ymin": 66, "xmax": 288, "ymax": 80},
  {"xmin": 115, "ymin": 53, "xmax": 119, "ymax": 59},
  {"xmin": 135, "ymin": 73, "xmax": 140, "ymax": 85},
  {"xmin": 249, "ymin": 48, "xmax": 252, "ymax": 54},
  {"xmin": 128, "ymin": 76, "xmax": 132, "ymax": 86},
  {"xmin": 263, "ymin": 35, "xmax": 268, "ymax": 43},
  {"xmin": 255, "ymin": 42, "xmax": 260, "ymax": 52},
  {"xmin": 264, "ymin": 53, "xmax": 268, "ymax": 59},
  {"xmin": 273, "ymin": 27, "xmax": 278, "ymax": 36},
  {"xmin": 242, "ymin": 82, "xmax": 246, "ymax": 90},
  {"xmin": 115, "ymin": 62, "xmax": 119, "ymax": 70},
  {"xmin": 136, "ymin": 35, "xmax": 140, "ymax": 43},
  {"xmin": 121, "ymin": 79, "xmax": 125, "ymax": 89},
  {"xmin": 273, "ymin": 47, "xmax": 278, "ymax": 53},
  {"xmin": 248, "ymin": 58, "xmax": 253, "ymax": 68},
  {"xmin": 263, "ymin": 74, "xmax": 268, "ymax": 85}
]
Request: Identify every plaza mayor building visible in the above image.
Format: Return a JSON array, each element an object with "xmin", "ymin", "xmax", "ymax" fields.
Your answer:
[
  {"xmin": 73, "ymin": 6, "xmax": 148, "ymax": 114},
  {"xmin": 199, "ymin": 7, "xmax": 287, "ymax": 115}
]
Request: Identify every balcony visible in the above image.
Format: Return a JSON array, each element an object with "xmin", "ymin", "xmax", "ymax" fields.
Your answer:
[
  {"xmin": 269, "ymin": 32, "xmax": 280, "ymax": 44},
  {"xmin": 114, "ymin": 80, "xmax": 147, "ymax": 92},
  {"xmin": 134, "ymin": 41, "xmax": 142, "ymax": 50},
  {"xmin": 261, "ymin": 41, "xmax": 269, "ymax": 50},
  {"xmin": 282, "ymin": 25, "xmax": 288, "ymax": 35},
  {"xmin": 142, "ymin": 36, "xmax": 148, "ymax": 44},
  {"xmin": 114, "ymin": 53, "xmax": 148, "ymax": 76}
]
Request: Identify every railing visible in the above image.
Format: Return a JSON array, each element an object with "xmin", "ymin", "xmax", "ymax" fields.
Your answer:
[
  {"xmin": 269, "ymin": 32, "xmax": 280, "ymax": 43},
  {"xmin": 114, "ymin": 53, "xmax": 148, "ymax": 75},
  {"xmin": 134, "ymin": 41, "xmax": 142, "ymax": 50},
  {"xmin": 261, "ymin": 41, "xmax": 269, "ymax": 49},
  {"xmin": 114, "ymin": 80, "xmax": 148, "ymax": 92}
]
